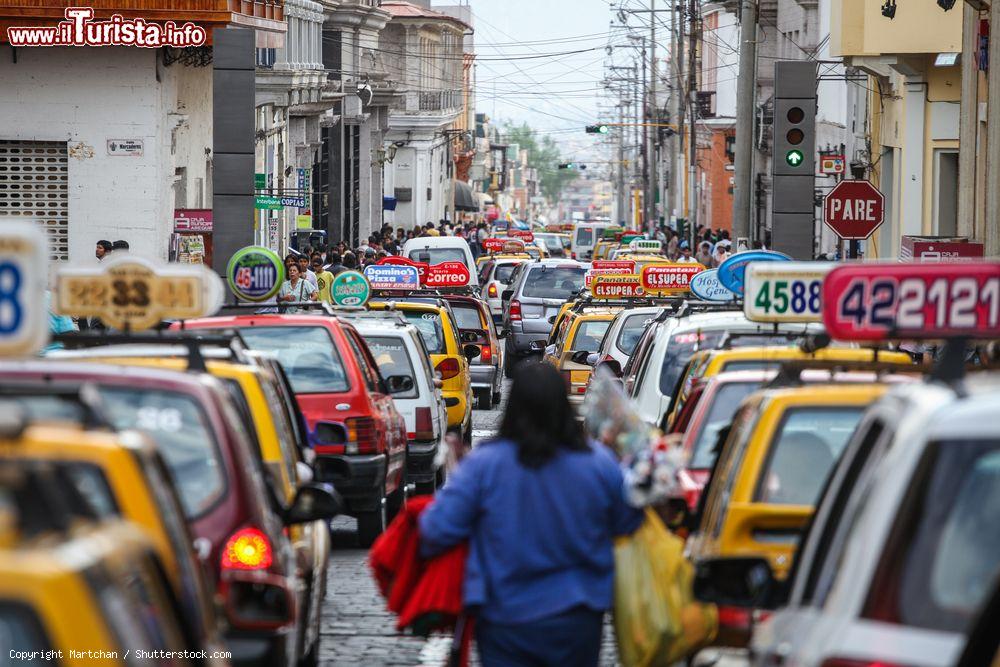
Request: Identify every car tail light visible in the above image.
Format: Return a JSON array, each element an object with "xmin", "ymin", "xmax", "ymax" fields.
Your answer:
[
  {"xmin": 480, "ymin": 345, "xmax": 493, "ymax": 362},
  {"xmin": 222, "ymin": 527, "xmax": 273, "ymax": 571},
  {"xmin": 436, "ymin": 358, "xmax": 461, "ymax": 380},
  {"xmin": 346, "ymin": 416, "xmax": 379, "ymax": 454},
  {"xmin": 717, "ymin": 605, "xmax": 752, "ymax": 633},
  {"xmin": 571, "ymin": 252, "xmax": 577, "ymax": 259},
  {"xmin": 488, "ymin": 283, "xmax": 498, "ymax": 298},
  {"xmin": 414, "ymin": 407, "xmax": 435, "ymax": 441},
  {"xmin": 821, "ymin": 660, "xmax": 913, "ymax": 667},
  {"xmin": 509, "ymin": 300, "xmax": 522, "ymax": 321}
]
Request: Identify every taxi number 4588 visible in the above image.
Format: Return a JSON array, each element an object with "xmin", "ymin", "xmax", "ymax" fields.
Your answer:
[{"xmin": 753, "ymin": 279, "xmax": 822, "ymax": 315}]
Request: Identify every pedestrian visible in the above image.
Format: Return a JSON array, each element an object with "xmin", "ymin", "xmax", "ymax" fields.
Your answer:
[
  {"xmin": 312, "ymin": 254, "xmax": 335, "ymax": 303},
  {"xmin": 713, "ymin": 239, "xmax": 732, "ymax": 266},
  {"xmin": 296, "ymin": 254, "xmax": 319, "ymax": 289},
  {"xmin": 343, "ymin": 251, "xmax": 359, "ymax": 270},
  {"xmin": 676, "ymin": 241, "xmax": 697, "ymax": 263},
  {"xmin": 696, "ymin": 241, "xmax": 713, "ymax": 267},
  {"xmin": 111, "ymin": 239, "xmax": 129, "ymax": 253},
  {"xmin": 326, "ymin": 251, "xmax": 346, "ymax": 275},
  {"xmin": 277, "ymin": 262, "xmax": 317, "ymax": 313},
  {"xmin": 419, "ymin": 362, "xmax": 642, "ymax": 667},
  {"xmin": 95, "ymin": 240, "xmax": 112, "ymax": 261}
]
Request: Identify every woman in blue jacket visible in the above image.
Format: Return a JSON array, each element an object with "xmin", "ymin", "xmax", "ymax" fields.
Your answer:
[{"xmin": 420, "ymin": 362, "xmax": 643, "ymax": 667}]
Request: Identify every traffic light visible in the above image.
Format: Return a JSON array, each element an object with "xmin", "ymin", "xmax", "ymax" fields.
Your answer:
[
  {"xmin": 558, "ymin": 163, "xmax": 587, "ymax": 170},
  {"xmin": 771, "ymin": 60, "xmax": 817, "ymax": 260},
  {"xmin": 585, "ymin": 125, "xmax": 610, "ymax": 134}
]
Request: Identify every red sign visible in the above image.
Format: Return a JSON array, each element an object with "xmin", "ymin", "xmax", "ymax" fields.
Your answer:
[
  {"xmin": 424, "ymin": 261, "xmax": 471, "ymax": 288},
  {"xmin": 379, "ymin": 255, "xmax": 429, "ymax": 278},
  {"xmin": 592, "ymin": 260, "xmax": 636, "ymax": 272},
  {"xmin": 900, "ymin": 236, "xmax": 985, "ymax": 262},
  {"xmin": 482, "ymin": 238, "xmax": 507, "ymax": 253},
  {"xmin": 482, "ymin": 238, "xmax": 525, "ymax": 253},
  {"xmin": 823, "ymin": 180, "xmax": 885, "ymax": 240},
  {"xmin": 174, "ymin": 209, "xmax": 213, "ymax": 232},
  {"xmin": 585, "ymin": 268, "xmax": 634, "ymax": 288},
  {"xmin": 591, "ymin": 275, "xmax": 644, "ymax": 299},
  {"xmin": 509, "ymin": 230, "xmax": 534, "ymax": 243},
  {"xmin": 822, "ymin": 262, "xmax": 1000, "ymax": 341},
  {"xmin": 640, "ymin": 264, "xmax": 704, "ymax": 295}
]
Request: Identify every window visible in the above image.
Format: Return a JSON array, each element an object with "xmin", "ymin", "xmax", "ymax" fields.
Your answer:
[
  {"xmin": 345, "ymin": 332, "xmax": 380, "ymax": 393},
  {"xmin": 863, "ymin": 439, "xmax": 1000, "ymax": 633},
  {"xmin": 452, "ymin": 304, "xmax": 484, "ymax": 330},
  {"xmin": 60, "ymin": 463, "xmax": 118, "ymax": 518},
  {"xmin": 0, "ymin": 602, "xmax": 53, "ymax": 659},
  {"xmin": 616, "ymin": 312, "xmax": 657, "ymax": 356},
  {"xmin": 754, "ymin": 407, "xmax": 864, "ymax": 506},
  {"xmin": 689, "ymin": 381, "xmax": 764, "ymax": 469},
  {"xmin": 658, "ymin": 330, "xmax": 728, "ymax": 395},
  {"xmin": 95, "ymin": 387, "xmax": 226, "ymax": 519},
  {"xmin": 575, "ymin": 228, "xmax": 593, "ymax": 245},
  {"xmin": 365, "ymin": 336, "xmax": 419, "ymax": 398},
  {"xmin": 569, "ymin": 320, "xmax": 611, "ymax": 353},
  {"xmin": 408, "ymin": 247, "xmax": 467, "ymax": 267},
  {"xmin": 239, "ymin": 326, "xmax": 349, "ymax": 394},
  {"xmin": 402, "ymin": 311, "xmax": 446, "ymax": 354},
  {"xmin": 522, "ymin": 266, "xmax": 587, "ymax": 299},
  {"xmin": 494, "ymin": 263, "xmax": 519, "ymax": 284}
]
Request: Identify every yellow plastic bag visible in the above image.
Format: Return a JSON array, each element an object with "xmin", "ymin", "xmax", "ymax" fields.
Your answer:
[{"xmin": 613, "ymin": 509, "xmax": 718, "ymax": 667}]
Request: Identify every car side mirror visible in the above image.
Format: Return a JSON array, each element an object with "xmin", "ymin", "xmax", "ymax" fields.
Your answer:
[
  {"xmin": 692, "ymin": 557, "xmax": 775, "ymax": 608},
  {"xmin": 462, "ymin": 344, "xmax": 481, "ymax": 362},
  {"xmin": 528, "ymin": 339, "xmax": 547, "ymax": 353},
  {"xmin": 385, "ymin": 374, "xmax": 415, "ymax": 395},
  {"xmin": 585, "ymin": 352, "xmax": 600, "ymax": 366},
  {"xmin": 283, "ymin": 483, "xmax": 343, "ymax": 525},
  {"xmin": 501, "ymin": 289, "xmax": 514, "ymax": 301},
  {"xmin": 548, "ymin": 315, "xmax": 557, "ymax": 324},
  {"xmin": 570, "ymin": 350, "xmax": 591, "ymax": 365},
  {"xmin": 597, "ymin": 358, "xmax": 623, "ymax": 377},
  {"xmin": 497, "ymin": 329, "xmax": 509, "ymax": 339}
]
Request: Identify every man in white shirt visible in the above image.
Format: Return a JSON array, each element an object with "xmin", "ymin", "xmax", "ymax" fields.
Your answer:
[
  {"xmin": 676, "ymin": 241, "xmax": 698, "ymax": 264},
  {"xmin": 296, "ymin": 255, "xmax": 319, "ymax": 289}
]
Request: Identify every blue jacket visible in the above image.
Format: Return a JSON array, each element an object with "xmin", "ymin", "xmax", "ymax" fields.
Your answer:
[{"xmin": 418, "ymin": 439, "xmax": 643, "ymax": 624}]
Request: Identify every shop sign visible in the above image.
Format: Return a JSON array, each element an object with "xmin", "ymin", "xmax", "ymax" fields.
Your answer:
[
  {"xmin": 331, "ymin": 271, "xmax": 371, "ymax": 307},
  {"xmin": 296, "ymin": 215, "xmax": 312, "ymax": 230},
  {"xmin": 174, "ymin": 209, "xmax": 213, "ymax": 232},
  {"xmin": 226, "ymin": 246, "xmax": 284, "ymax": 302},
  {"xmin": 255, "ymin": 173, "xmax": 266, "ymax": 189},
  {"xmin": 0, "ymin": 223, "xmax": 49, "ymax": 356},
  {"xmin": 255, "ymin": 196, "xmax": 283, "ymax": 211},
  {"xmin": 363, "ymin": 265, "xmax": 421, "ymax": 291}
]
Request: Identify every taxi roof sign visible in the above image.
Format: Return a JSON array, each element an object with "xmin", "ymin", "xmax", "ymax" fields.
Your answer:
[
  {"xmin": 0, "ymin": 223, "xmax": 49, "ymax": 357},
  {"xmin": 717, "ymin": 250, "xmax": 791, "ymax": 296},
  {"xmin": 744, "ymin": 262, "xmax": 833, "ymax": 324},
  {"xmin": 363, "ymin": 264, "xmax": 420, "ymax": 291},
  {"xmin": 640, "ymin": 263, "xmax": 704, "ymax": 296},
  {"xmin": 628, "ymin": 238, "xmax": 663, "ymax": 253},
  {"xmin": 591, "ymin": 274, "xmax": 644, "ymax": 299}
]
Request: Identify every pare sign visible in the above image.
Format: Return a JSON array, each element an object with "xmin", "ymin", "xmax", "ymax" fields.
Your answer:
[{"xmin": 822, "ymin": 262, "xmax": 1000, "ymax": 341}]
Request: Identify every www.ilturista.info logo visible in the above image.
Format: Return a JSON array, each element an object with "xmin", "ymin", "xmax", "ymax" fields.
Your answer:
[{"xmin": 7, "ymin": 7, "xmax": 207, "ymax": 48}]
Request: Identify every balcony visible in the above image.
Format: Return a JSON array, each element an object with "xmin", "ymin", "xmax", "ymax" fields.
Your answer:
[{"xmin": 418, "ymin": 89, "xmax": 462, "ymax": 112}]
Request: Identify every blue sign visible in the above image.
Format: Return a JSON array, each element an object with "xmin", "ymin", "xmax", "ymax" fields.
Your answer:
[
  {"xmin": 280, "ymin": 196, "xmax": 306, "ymax": 208},
  {"xmin": 363, "ymin": 264, "xmax": 421, "ymax": 291},
  {"xmin": 689, "ymin": 269, "xmax": 737, "ymax": 302},
  {"xmin": 717, "ymin": 250, "xmax": 791, "ymax": 296}
]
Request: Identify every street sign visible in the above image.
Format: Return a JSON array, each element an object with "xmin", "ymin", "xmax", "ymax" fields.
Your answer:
[
  {"xmin": 689, "ymin": 269, "xmax": 737, "ymax": 302},
  {"xmin": 717, "ymin": 250, "xmax": 791, "ymax": 296},
  {"xmin": 331, "ymin": 271, "xmax": 370, "ymax": 307},
  {"xmin": 640, "ymin": 264, "xmax": 704, "ymax": 296},
  {"xmin": 744, "ymin": 262, "xmax": 834, "ymax": 323},
  {"xmin": 255, "ymin": 173, "xmax": 266, "ymax": 189},
  {"xmin": 424, "ymin": 262, "xmax": 471, "ymax": 288},
  {"xmin": 227, "ymin": 246, "xmax": 284, "ymax": 302},
  {"xmin": 823, "ymin": 180, "xmax": 885, "ymax": 240},
  {"xmin": 0, "ymin": 223, "xmax": 49, "ymax": 357},
  {"xmin": 821, "ymin": 262, "xmax": 1000, "ymax": 341},
  {"xmin": 591, "ymin": 274, "xmax": 644, "ymax": 299},
  {"xmin": 57, "ymin": 255, "xmax": 225, "ymax": 331},
  {"xmin": 363, "ymin": 264, "xmax": 420, "ymax": 291}
]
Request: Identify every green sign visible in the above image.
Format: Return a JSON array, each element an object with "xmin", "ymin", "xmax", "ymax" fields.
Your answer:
[
  {"xmin": 255, "ymin": 195, "xmax": 282, "ymax": 211},
  {"xmin": 226, "ymin": 246, "xmax": 284, "ymax": 302},
  {"xmin": 331, "ymin": 271, "xmax": 370, "ymax": 307},
  {"xmin": 785, "ymin": 149, "xmax": 804, "ymax": 167},
  {"xmin": 255, "ymin": 173, "xmax": 266, "ymax": 189}
]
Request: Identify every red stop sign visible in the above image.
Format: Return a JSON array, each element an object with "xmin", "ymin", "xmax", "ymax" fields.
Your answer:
[{"xmin": 823, "ymin": 180, "xmax": 885, "ymax": 240}]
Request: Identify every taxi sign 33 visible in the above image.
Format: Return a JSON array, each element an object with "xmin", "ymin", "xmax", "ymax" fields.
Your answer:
[
  {"xmin": 0, "ymin": 222, "xmax": 49, "ymax": 357},
  {"xmin": 822, "ymin": 262, "xmax": 1000, "ymax": 341},
  {"xmin": 744, "ymin": 262, "xmax": 833, "ymax": 323},
  {"xmin": 640, "ymin": 264, "xmax": 703, "ymax": 296}
]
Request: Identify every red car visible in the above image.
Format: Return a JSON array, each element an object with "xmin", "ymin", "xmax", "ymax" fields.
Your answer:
[
  {"xmin": 2, "ymin": 359, "xmax": 340, "ymax": 665},
  {"xmin": 174, "ymin": 314, "xmax": 408, "ymax": 546}
]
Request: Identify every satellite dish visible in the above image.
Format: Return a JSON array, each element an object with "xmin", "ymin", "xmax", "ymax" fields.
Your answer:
[{"xmin": 357, "ymin": 82, "xmax": 373, "ymax": 107}]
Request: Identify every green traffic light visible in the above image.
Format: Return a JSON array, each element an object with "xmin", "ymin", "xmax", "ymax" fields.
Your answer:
[
  {"xmin": 785, "ymin": 149, "xmax": 804, "ymax": 167},
  {"xmin": 598, "ymin": 125, "xmax": 609, "ymax": 134}
]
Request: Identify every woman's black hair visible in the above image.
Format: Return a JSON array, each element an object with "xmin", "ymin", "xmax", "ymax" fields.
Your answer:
[{"xmin": 499, "ymin": 361, "xmax": 589, "ymax": 468}]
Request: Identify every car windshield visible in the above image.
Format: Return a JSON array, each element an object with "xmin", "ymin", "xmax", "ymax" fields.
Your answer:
[
  {"xmin": 570, "ymin": 320, "xmax": 611, "ymax": 353},
  {"xmin": 754, "ymin": 407, "xmax": 863, "ymax": 506},
  {"xmin": 95, "ymin": 387, "xmax": 226, "ymax": 519},
  {"xmin": 522, "ymin": 266, "xmax": 587, "ymax": 299},
  {"xmin": 409, "ymin": 247, "xmax": 467, "ymax": 267},
  {"xmin": 616, "ymin": 312, "xmax": 657, "ymax": 356},
  {"xmin": 238, "ymin": 326, "xmax": 350, "ymax": 394},
  {"xmin": 401, "ymin": 311, "xmax": 446, "ymax": 354},
  {"xmin": 494, "ymin": 263, "xmax": 519, "ymax": 283},
  {"xmin": 364, "ymin": 336, "xmax": 419, "ymax": 399},
  {"xmin": 575, "ymin": 228, "xmax": 593, "ymax": 245},
  {"xmin": 864, "ymin": 439, "xmax": 1000, "ymax": 633},
  {"xmin": 689, "ymin": 381, "xmax": 764, "ymax": 468},
  {"xmin": 537, "ymin": 235, "xmax": 562, "ymax": 250},
  {"xmin": 658, "ymin": 329, "xmax": 728, "ymax": 395},
  {"xmin": 451, "ymin": 303, "xmax": 483, "ymax": 330}
]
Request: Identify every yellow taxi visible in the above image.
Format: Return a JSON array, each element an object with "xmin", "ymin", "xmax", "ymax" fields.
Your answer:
[
  {"xmin": 476, "ymin": 252, "xmax": 531, "ymax": 271},
  {"xmin": 524, "ymin": 243, "xmax": 549, "ymax": 260},
  {"xmin": 370, "ymin": 300, "xmax": 474, "ymax": 443},
  {"xmin": 0, "ymin": 422, "xmax": 223, "ymax": 655},
  {"xmin": 664, "ymin": 346, "xmax": 913, "ymax": 430},
  {"xmin": 542, "ymin": 309, "xmax": 617, "ymax": 406},
  {"xmin": 591, "ymin": 240, "xmax": 619, "ymax": 261},
  {"xmin": 687, "ymin": 382, "xmax": 890, "ymax": 645}
]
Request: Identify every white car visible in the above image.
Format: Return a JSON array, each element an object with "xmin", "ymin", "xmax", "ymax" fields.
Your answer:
[
  {"xmin": 570, "ymin": 222, "xmax": 614, "ymax": 260},
  {"xmin": 745, "ymin": 376, "xmax": 1000, "ymax": 667},
  {"xmin": 591, "ymin": 305, "xmax": 669, "ymax": 374},
  {"xmin": 479, "ymin": 257, "xmax": 531, "ymax": 322},
  {"xmin": 351, "ymin": 315, "xmax": 449, "ymax": 492},
  {"xmin": 402, "ymin": 236, "xmax": 479, "ymax": 287}
]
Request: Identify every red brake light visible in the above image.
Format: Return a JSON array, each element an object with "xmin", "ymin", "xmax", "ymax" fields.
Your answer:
[
  {"xmin": 509, "ymin": 300, "xmax": 522, "ymax": 321},
  {"xmin": 436, "ymin": 357, "xmax": 461, "ymax": 380},
  {"xmin": 717, "ymin": 605, "xmax": 752, "ymax": 632},
  {"xmin": 821, "ymin": 660, "xmax": 914, "ymax": 667},
  {"xmin": 222, "ymin": 527, "xmax": 273, "ymax": 571},
  {"xmin": 488, "ymin": 283, "xmax": 498, "ymax": 298},
  {"xmin": 414, "ymin": 407, "xmax": 434, "ymax": 441},
  {"xmin": 346, "ymin": 416, "xmax": 379, "ymax": 454},
  {"xmin": 480, "ymin": 345, "xmax": 493, "ymax": 362}
]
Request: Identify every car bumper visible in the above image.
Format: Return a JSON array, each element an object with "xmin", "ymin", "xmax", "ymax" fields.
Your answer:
[
  {"xmin": 407, "ymin": 440, "xmax": 441, "ymax": 483},
  {"xmin": 470, "ymin": 364, "xmax": 497, "ymax": 390},
  {"xmin": 509, "ymin": 326, "xmax": 550, "ymax": 354},
  {"xmin": 442, "ymin": 391, "xmax": 469, "ymax": 430},
  {"xmin": 226, "ymin": 630, "xmax": 293, "ymax": 667},
  {"xmin": 692, "ymin": 648, "xmax": 750, "ymax": 667},
  {"xmin": 312, "ymin": 453, "xmax": 386, "ymax": 511}
]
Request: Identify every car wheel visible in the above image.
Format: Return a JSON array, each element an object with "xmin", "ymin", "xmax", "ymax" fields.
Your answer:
[
  {"xmin": 504, "ymin": 341, "xmax": 517, "ymax": 378},
  {"xmin": 357, "ymin": 497, "xmax": 387, "ymax": 548},
  {"xmin": 475, "ymin": 389, "xmax": 491, "ymax": 411},
  {"xmin": 385, "ymin": 476, "xmax": 405, "ymax": 521},
  {"xmin": 492, "ymin": 389, "xmax": 501, "ymax": 406}
]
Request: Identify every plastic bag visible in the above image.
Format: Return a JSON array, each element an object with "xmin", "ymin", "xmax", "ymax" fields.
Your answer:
[{"xmin": 613, "ymin": 509, "xmax": 718, "ymax": 667}]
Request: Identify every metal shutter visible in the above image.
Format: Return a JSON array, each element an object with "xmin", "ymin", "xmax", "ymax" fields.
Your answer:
[{"xmin": 0, "ymin": 140, "xmax": 69, "ymax": 261}]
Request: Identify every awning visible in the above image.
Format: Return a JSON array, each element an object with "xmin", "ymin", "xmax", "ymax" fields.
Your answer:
[{"xmin": 454, "ymin": 180, "xmax": 478, "ymax": 212}]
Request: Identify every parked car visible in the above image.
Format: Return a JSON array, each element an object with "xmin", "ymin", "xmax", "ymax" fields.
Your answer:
[
  {"xmin": 501, "ymin": 259, "xmax": 590, "ymax": 375},
  {"xmin": 479, "ymin": 256, "xmax": 531, "ymax": 323},
  {"xmin": 402, "ymin": 236, "xmax": 479, "ymax": 286},
  {"xmin": 174, "ymin": 315, "xmax": 407, "ymax": 546}
]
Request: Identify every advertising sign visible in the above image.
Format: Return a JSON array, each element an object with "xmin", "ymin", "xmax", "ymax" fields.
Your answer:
[
  {"xmin": 173, "ymin": 209, "xmax": 213, "ymax": 233},
  {"xmin": 640, "ymin": 264, "xmax": 704, "ymax": 296},
  {"xmin": 0, "ymin": 223, "xmax": 49, "ymax": 357},
  {"xmin": 424, "ymin": 261, "xmax": 471, "ymax": 288},
  {"xmin": 717, "ymin": 250, "xmax": 791, "ymax": 296},
  {"xmin": 689, "ymin": 269, "xmax": 737, "ymax": 302},
  {"xmin": 226, "ymin": 246, "xmax": 284, "ymax": 302},
  {"xmin": 585, "ymin": 267, "xmax": 633, "ymax": 288},
  {"xmin": 899, "ymin": 236, "xmax": 985, "ymax": 262},
  {"xmin": 57, "ymin": 254, "xmax": 224, "ymax": 331},
  {"xmin": 628, "ymin": 238, "xmax": 663, "ymax": 253},
  {"xmin": 591, "ymin": 274, "xmax": 644, "ymax": 299},
  {"xmin": 255, "ymin": 196, "xmax": 282, "ymax": 211},
  {"xmin": 379, "ymin": 255, "xmax": 429, "ymax": 279},
  {"xmin": 483, "ymin": 238, "xmax": 525, "ymax": 253},
  {"xmin": 509, "ymin": 230, "xmax": 534, "ymax": 243},
  {"xmin": 592, "ymin": 260, "xmax": 636, "ymax": 272},
  {"xmin": 821, "ymin": 262, "xmax": 1000, "ymax": 341},
  {"xmin": 331, "ymin": 271, "xmax": 371, "ymax": 307},
  {"xmin": 363, "ymin": 264, "xmax": 421, "ymax": 291},
  {"xmin": 744, "ymin": 262, "xmax": 833, "ymax": 323}
]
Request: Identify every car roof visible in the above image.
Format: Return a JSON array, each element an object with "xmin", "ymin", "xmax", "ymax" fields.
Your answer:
[
  {"xmin": 0, "ymin": 358, "xmax": 216, "ymax": 388},
  {"xmin": 920, "ymin": 376, "xmax": 1000, "ymax": 440},
  {"xmin": 403, "ymin": 237, "xmax": 471, "ymax": 248}
]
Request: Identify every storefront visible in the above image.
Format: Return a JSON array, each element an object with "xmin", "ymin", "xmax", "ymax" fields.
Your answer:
[{"xmin": 172, "ymin": 209, "xmax": 213, "ymax": 265}]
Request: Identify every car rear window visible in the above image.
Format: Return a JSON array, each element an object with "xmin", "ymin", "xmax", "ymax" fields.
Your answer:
[
  {"xmin": 575, "ymin": 228, "xmax": 593, "ymax": 245},
  {"xmin": 451, "ymin": 304, "xmax": 483, "ymax": 330},
  {"xmin": 863, "ymin": 439, "xmax": 1000, "ymax": 633},
  {"xmin": 0, "ymin": 602, "xmax": 52, "ymax": 656},
  {"xmin": 616, "ymin": 312, "xmax": 657, "ymax": 356},
  {"xmin": 658, "ymin": 330, "xmax": 728, "ymax": 395},
  {"xmin": 570, "ymin": 320, "xmax": 611, "ymax": 353},
  {"xmin": 402, "ymin": 311, "xmax": 446, "ymax": 355},
  {"xmin": 409, "ymin": 247, "xmax": 467, "ymax": 267},
  {"xmin": 494, "ymin": 263, "xmax": 518, "ymax": 283},
  {"xmin": 754, "ymin": 407, "xmax": 863, "ymax": 506},
  {"xmin": 238, "ymin": 326, "xmax": 350, "ymax": 394},
  {"xmin": 364, "ymin": 336, "xmax": 419, "ymax": 399},
  {"xmin": 522, "ymin": 266, "xmax": 587, "ymax": 299},
  {"xmin": 689, "ymin": 381, "xmax": 764, "ymax": 468},
  {"xmin": 95, "ymin": 387, "xmax": 226, "ymax": 519}
]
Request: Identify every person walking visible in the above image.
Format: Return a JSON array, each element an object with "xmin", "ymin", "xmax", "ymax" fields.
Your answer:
[
  {"xmin": 419, "ymin": 362, "xmax": 642, "ymax": 667},
  {"xmin": 311, "ymin": 254, "xmax": 335, "ymax": 303},
  {"xmin": 277, "ymin": 262, "xmax": 317, "ymax": 313}
]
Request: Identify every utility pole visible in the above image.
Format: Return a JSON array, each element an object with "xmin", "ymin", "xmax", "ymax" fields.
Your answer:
[
  {"xmin": 666, "ymin": 3, "xmax": 678, "ymax": 227},
  {"xmin": 732, "ymin": 0, "xmax": 758, "ymax": 243},
  {"xmin": 647, "ymin": 0, "xmax": 658, "ymax": 236},
  {"xmin": 640, "ymin": 48, "xmax": 649, "ymax": 232},
  {"xmin": 617, "ymin": 102, "xmax": 627, "ymax": 225},
  {"xmin": 688, "ymin": 0, "xmax": 699, "ymax": 250}
]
